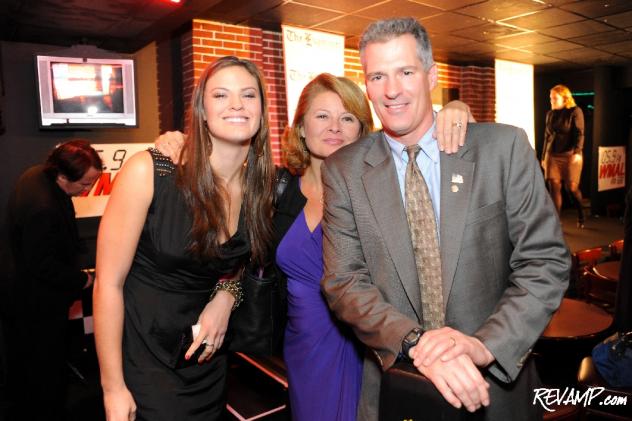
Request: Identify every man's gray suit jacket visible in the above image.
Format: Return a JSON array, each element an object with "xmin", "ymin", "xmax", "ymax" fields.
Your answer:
[{"xmin": 321, "ymin": 123, "xmax": 570, "ymax": 421}]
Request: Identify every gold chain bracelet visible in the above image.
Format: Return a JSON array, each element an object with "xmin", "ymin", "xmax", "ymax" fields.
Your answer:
[{"xmin": 210, "ymin": 276, "xmax": 243, "ymax": 311}]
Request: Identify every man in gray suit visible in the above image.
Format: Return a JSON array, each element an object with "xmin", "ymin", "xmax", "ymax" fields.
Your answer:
[{"xmin": 321, "ymin": 17, "xmax": 570, "ymax": 420}]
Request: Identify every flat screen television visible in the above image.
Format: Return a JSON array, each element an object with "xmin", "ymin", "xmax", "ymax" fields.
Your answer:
[{"xmin": 35, "ymin": 55, "xmax": 137, "ymax": 127}]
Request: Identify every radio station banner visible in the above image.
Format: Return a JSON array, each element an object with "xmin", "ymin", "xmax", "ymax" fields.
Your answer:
[
  {"xmin": 72, "ymin": 142, "xmax": 152, "ymax": 218},
  {"xmin": 282, "ymin": 25, "xmax": 344, "ymax": 123},
  {"xmin": 597, "ymin": 146, "xmax": 625, "ymax": 192}
]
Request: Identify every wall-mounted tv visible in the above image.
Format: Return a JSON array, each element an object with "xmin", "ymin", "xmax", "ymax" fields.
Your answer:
[{"xmin": 35, "ymin": 55, "xmax": 137, "ymax": 128}]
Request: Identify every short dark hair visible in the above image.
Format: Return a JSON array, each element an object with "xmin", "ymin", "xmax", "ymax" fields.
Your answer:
[{"xmin": 44, "ymin": 139, "xmax": 102, "ymax": 181}]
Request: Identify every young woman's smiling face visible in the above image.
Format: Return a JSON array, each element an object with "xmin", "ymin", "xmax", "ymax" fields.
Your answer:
[{"xmin": 203, "ymin": 65, "xmax": 262, "ymax": 145}]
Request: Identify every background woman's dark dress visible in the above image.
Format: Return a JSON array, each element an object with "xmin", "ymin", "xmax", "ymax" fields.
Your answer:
[
  {"xmin": 122, "ymin": 151, "xmax": 249, "ymax": 420},
  {"xmin": 543, "ymin": 106, "xmax": 585, "ymax": 183}
]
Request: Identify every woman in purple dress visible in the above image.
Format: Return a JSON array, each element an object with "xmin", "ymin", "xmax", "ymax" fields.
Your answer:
[
  {"xmin": 274, "ymin": 74, "xmax": 473, "ymax": 420},
  {"xmin": 275, "ymin": 74, "xmax": 372, "ymax": 420}
]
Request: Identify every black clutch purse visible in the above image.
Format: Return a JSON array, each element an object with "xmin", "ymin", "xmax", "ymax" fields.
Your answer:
[
  {"xmin": 226, "ymin": 265, "xmax": 286, "ymax": 355},
  {"xmin": 171, "ymin": 325, "xmax": 206, "ymax": 369}
]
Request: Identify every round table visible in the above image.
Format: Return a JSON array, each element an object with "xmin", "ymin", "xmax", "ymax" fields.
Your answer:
[
  {"xmin": 593, "ymin": 260, "xmax": 621, "ymax": 282},
  {"xmin": 541, "ymin": 297, "xmax": 613, "ymax": 340},
  {"xmin": 538, "ymin": 298, "xmax": 614, "ymax": 387}
]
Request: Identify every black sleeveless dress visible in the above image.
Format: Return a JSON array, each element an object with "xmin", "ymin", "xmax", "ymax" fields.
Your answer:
[{"xmin": 122, "ymin": 150, "xmax": 250, "ymax": 420}]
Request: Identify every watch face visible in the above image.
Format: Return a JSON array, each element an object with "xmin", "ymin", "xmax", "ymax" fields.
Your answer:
[
  {"xmin": 402, "ymin": 328, "xmax": 422, "ymax": 359},
  {"xmin": 405, "ymin": 328, "xmax": 422, "ymax": 344}
]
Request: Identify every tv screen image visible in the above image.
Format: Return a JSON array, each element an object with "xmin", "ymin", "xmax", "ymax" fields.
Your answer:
[
  {"xmin": 51, "ymin": 62, "xmax": 124, "ymax": 114},
  {"xmin": 36, "ymin": 55, "xmax": 137, "ymax": 127}
]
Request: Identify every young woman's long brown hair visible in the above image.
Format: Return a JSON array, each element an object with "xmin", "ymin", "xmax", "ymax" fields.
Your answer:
[{"xmin": 178, "ymin": 56, "xmax": 275, "ymax": 265}]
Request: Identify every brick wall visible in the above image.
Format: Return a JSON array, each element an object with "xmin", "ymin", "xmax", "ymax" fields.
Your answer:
[
  {"xmin": 460, "ymin": 66, "xmax": 496, "ymax": 122},
  {"xmin": 174, "ymin": 19, "xmax": 496, "ymax": 164},
  {"xmin": 436, "ymin": 63, "xmax": 495, "ymax": 122},
  {"xmin": 344, "ymin": 48, "xmax": 364, "ymax": 85},
  {"xmin": 436, "ymin": 62, "xmax": 461, "ymax": 89},
  {"xmin": 262, "ymin": 31, "xmax": 287, "ymax": 163}
]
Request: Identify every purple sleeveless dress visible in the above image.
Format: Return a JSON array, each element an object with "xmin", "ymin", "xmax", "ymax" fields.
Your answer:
[{"xmin": 276, "ymin": 209, "xmax": 363, "ymax": 421}]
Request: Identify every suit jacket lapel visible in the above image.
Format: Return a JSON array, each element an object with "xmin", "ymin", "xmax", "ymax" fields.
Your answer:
[
  {"xmin": 362, "ymin": 133, "xmax": 422, "ymax": 319},
  {"xmin": 440, "ymin": 149, "xmax": 475, "ymax": 308}
]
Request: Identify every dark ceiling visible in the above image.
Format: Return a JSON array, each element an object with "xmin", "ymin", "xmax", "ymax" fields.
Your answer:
[{"xmin": 2, "ymin": 0, "xmax": 632, "ymax": 70}]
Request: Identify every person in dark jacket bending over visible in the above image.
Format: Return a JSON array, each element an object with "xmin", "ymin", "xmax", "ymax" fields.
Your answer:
[{"xmin": 4, "ymin": 139, "xmax": 101, "ymax": 421}]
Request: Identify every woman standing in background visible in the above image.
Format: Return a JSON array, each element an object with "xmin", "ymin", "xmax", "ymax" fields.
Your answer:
[{"xmin": 543, "ymin": 84, "xmax": 586, "ymax": 227}]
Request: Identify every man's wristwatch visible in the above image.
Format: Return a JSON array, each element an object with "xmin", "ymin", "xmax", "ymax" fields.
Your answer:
[{"xmin": 402, "ymin": 327, "xmax": 423, "ymax": 360}]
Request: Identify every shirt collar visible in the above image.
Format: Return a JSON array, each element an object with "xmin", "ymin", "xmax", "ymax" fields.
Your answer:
[{"xmin": 384, "ymin": 115, "xmax": 440, "ymax": 164}]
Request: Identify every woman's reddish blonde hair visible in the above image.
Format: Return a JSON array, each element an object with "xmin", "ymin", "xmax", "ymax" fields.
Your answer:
[{"xmin": 282, "ymin": 73, "xmax": 373, "ymax": 175}]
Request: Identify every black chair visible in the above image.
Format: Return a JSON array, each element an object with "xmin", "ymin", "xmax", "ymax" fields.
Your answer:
[{"xmin": 380, "ymin": 362, "xmax": 484, "ymax": 421}]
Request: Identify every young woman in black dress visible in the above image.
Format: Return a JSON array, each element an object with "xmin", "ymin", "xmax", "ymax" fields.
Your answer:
[{"xmin": 93, "ymin": 56, "xmax": 275, "ymax": 421}]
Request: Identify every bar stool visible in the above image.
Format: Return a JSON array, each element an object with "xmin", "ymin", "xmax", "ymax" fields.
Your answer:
[
  {"xmin": 571, "ymin": 247, "xmax": 604, "ymax": 297},
  {"xmin": 581, "ymin": 267, "xmax": 617, "ymax": 309},
  {"xmin": 535, "ymin": 298, "xmax": 613, "ymax": 387},
  {"xmin": 609, "ymin": 239, "xmax": 624, "ymax": 260}
]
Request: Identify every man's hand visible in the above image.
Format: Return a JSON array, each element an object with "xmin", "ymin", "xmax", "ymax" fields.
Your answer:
[
  {"xmin": 410, "ymin": 327, "xmax": 495, "ymax": 368},
  {"xmin": 155, "ymin": 131, "xmax": 186, "ymax": 162},
  {"xmin": 413, "ymin": 353, "xmax": 490, "ymax": 412}
]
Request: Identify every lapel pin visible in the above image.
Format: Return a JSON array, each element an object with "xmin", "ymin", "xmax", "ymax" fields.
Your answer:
[
  {"xmin": 451, "ymin": 185, "xmax": 459, "ymax": 193},
  {"xmin": 451, "ymin": 173, "xmax": 463, "ymax": 184}
]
